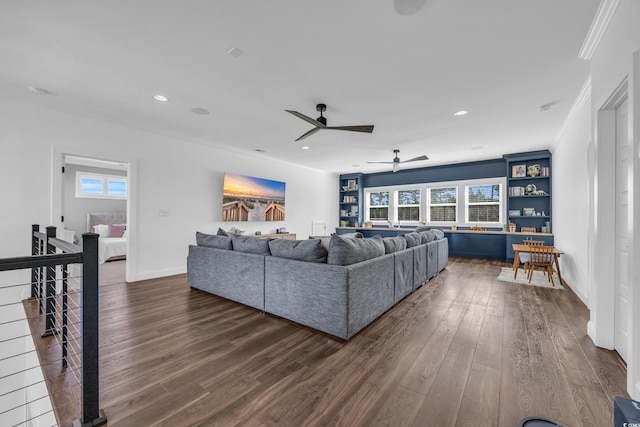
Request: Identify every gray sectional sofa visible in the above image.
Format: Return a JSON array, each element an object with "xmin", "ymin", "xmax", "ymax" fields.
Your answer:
[{"xmin": 187, "ymin": 229, "xmax": 448, "ymax": 340}]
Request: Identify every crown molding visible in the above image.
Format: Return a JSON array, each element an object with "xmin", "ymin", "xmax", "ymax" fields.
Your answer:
[
  {"xmin": 579, "ymin": 0, "xmax": 621, "ymax": 60},
  {"xmin": 555, "ymin": 75, "xmax": 592, "ymax": 143}
]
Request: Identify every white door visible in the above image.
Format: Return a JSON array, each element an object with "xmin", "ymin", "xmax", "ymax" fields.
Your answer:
[{"xmin": 615, "ymin": 97, "xmax": 630, "ymax": 362}]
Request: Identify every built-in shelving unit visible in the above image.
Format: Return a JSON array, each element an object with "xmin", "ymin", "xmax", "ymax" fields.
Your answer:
[
  {"xmin": 503, "ymin": 150, "xmax": 553, "ymax": 261},
  {"xmin": 338, "ymin": 173, "xmax": 363, "ymax": 227}
]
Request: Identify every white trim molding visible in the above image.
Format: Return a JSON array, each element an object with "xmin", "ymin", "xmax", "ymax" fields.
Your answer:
[
  {"xmin": 556, "ymin": 75, "xmax": 592, "ymax": 143},
  {"xmin": 578, "ymin": 0, "xmax": 621, "ymax": 60}
]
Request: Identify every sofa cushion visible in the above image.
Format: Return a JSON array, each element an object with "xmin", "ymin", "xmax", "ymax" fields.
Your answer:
[
  {"xmin": 432, "ymin": 229, "xmax": 445, "ymax": 240},
  {"xmin": 232, "ymin": 235, "xmax": 271, "ymax": 255},
  {"xmin": 418, "ymin": 230, "xmax": 437, "ymax": 243},
  {"xmin": 196, "ymin": 231, "xmax": 233, "ymax": 250},
  {"xmin": 402, "ymin": 232, "xmax": 422, "ymax": 248},
  {"xmin": 415, "ymin": 226, "xmax": 431, "ymax": 233},
  {"xmin": 327, "ymin": 234, "xmax": 384, "ymax": 266},
  {"xmin": 309, "ymin": 236, "xmax": 331, "ymax": 251},
  {"xmin": 269, "ymin": 238, "xmax": 328, "ymax": 263},
  {"xmin": 216, "ymin": 227, "xmax": 230, "ymax": 237},
  {"xmin": 340, "ymin": 232, "xmax": 363, "ymax": 238},
  {"xmin": 382, "ymin": 236, "xmax": 407, "ymax": 254}
]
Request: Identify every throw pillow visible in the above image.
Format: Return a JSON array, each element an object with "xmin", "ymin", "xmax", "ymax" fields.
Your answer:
[
  {"xmin": 216, "ymin": 227, "xmax": 230, "ymax": 237},
  {"xmin": 93, "ymin": 224, "xmax": 108, "ymax": 237},
  {"xmin": 327, "ymin": 234, "xmax": 384, "ymax": 266},
  {"xmin": 415, "ymin": 226, "xmax": 431, "ymax": 233},
  {"xmin": 269, "ymin": 239, "xmax": 328, "ymax": 263},
  {"xmin": 382, "ymin": 236, "xmax": 407, "ymax": 254},
  {"xmin": 196, "ymin": 231, "xmax": 233, "ymax": 250},
  {"xmin": 107, "ymin": 224, "xmax": 126, "ymax": 238},
  {"xmin": 402, "ymin": 232, "xmax": 422, "ymax": 248},
  {"xmin": 432, "ymin": 229, "xmax": 445, "ymax": 240},
  {"xmin": 231, "ymin": 235, "xmax": 271, "ymax": 255},
  {"xmin": 340, "ymin": 232, "xmax": 363, "ymax": 238}
]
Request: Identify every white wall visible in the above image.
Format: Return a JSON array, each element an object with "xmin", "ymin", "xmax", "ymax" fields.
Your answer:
[
  {"xmin": 552, "ymin": 86, "xmax": 592, "ymax": 305},
  {"xmin": 0, "ymin": 97, "xmax": 339, "ymax": 283}
]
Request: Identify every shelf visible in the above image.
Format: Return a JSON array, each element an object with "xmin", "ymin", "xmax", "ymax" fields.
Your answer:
[
  {"xmin": 508, "ymin": 176, "xmax": 550, "ymax": 181},
  {"xmin": 508, "ymin": 195, "xmax": 549, "ymax": 199}
]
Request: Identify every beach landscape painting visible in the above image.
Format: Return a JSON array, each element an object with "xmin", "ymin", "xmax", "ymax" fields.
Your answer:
[{"xmin": 222, "ymin": 173, "xmax": 286, "ymax": 222}]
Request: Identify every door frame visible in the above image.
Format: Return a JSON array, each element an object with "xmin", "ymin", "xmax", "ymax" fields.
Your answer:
[
  {"xmin": 588, "ymin": 50, "xmax": 640, "ymax": 399},
  {"xmin": 51, "ymin": 145, "xmax": 138, "ymax": 283}
]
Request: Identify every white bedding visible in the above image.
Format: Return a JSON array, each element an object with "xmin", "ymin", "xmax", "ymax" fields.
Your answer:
[{"xmin": 98, "ymin": 237, "xmax": 127, "ymax": 264}]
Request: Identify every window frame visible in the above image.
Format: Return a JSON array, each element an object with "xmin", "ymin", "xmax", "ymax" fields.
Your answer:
[
  {"xmin": 395, "ymin": 188, "xmax": 421, "ymax": 223},
  {"xmin": 75, "ymin": 171, "xmax": 128, "ymax": 200},
  {"xmin": 465, "ymin": 183, "xmax": 503, "ymax": 224},
  {"xmin": 366, "ymin": 189, "xmax": 391, "ymax": 222},
  {"xmin": 363, "ymin": 177, "xmax": 505, "ymax": 227}
]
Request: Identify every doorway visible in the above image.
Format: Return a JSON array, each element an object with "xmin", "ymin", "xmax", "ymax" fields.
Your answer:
[{"xmin": 614, "ymin": 97, "xmax": 630, "ymax": 362}]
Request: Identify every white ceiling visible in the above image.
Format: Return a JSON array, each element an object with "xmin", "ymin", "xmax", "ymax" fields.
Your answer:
[{"xmin": 0, "ymin": 0, "xmax": 599, "ymax": 174}]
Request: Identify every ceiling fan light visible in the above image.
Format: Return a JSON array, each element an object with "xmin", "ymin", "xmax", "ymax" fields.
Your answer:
[{"xmin": 393, "ymin": 163, "xmax": 400, "ymax": 173}]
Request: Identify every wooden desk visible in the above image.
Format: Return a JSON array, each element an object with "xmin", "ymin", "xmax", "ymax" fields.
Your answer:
[{"xmin": 512, "ymin": 243, "xmax": 564, "ymax": 285}]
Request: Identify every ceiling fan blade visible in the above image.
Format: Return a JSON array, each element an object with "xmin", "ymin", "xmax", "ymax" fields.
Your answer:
[
  {"xmin": 366, "ymin": 161, "xmax": 394, "ymax": 164},
  {"xmin": 325, "ymin": 125, "xmax": 374, "ymax": 133},
  {"xmin": 295, "ymin": 127, "xmax": 321, "ymax": 141},
  {"xmin": 400, "ymin": 155, "xmax": 429, "ymax": 163},
  {"xmin": 285, "ymin": 110, "xmax": 326, "ymax": 128}
]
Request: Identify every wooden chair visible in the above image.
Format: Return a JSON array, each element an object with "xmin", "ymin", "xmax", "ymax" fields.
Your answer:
[
  {"xmin": 515, "ymin": 240, "xmax": 544, "ymax": 278},
  {"xmin": 526, "ymin": 245, "xmax": 556, "ymax": 286}
]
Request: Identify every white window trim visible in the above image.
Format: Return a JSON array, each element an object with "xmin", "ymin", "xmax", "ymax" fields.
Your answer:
[
  {"xmin": 395, "ymin": 188, "xmax": 421, "ymax": 224},
  {"xmin": 364, "ymin": 177, "xmax": 506, "ymax": 227},
  {"xmin": 75, "ymin": 171, "xmax": 128, "ymax": 199}
]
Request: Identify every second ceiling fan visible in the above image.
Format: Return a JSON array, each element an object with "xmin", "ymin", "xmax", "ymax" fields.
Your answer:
[
  {"xmin": 285, "ymin": 104, "xmax": 374, "ymax": 141},
  {"xmin": 368, "ymin": 149, "xmax": 429, "ymax": 173}
]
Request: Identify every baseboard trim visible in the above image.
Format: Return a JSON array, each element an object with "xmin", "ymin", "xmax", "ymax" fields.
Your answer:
[{"xmin": 132, "ymin": 267, "xmax": 187, "ymax": 282}]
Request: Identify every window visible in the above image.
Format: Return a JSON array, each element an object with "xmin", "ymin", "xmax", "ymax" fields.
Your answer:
[
  {"xmin": 76, "ymin": 172, "xmax": 127, "ymax": 199},
  {"xmin": 396, "ymin": 189, "xmax": 420, "ymax": 221},
  {"xmin": 467, "ymin": 184, "xmax": 501, "ymax": 223},
  {"xmin": 363, "ymin": 177, "xmax": 505, "ymax": 226},
  {"xmin": 428, "ymin": 187, "xmax": 457, "ymax": 222},
  {"xmin": 368, "ymin": 191, "xmax": 389, "ymax": 220}
]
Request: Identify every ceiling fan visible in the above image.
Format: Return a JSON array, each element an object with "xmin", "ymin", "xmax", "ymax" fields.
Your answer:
[
  {"xmin": 285, "ymin": 104, "xmax": 374, "ymax": 141},
  {"xmin": 367, "ymin": 149, "xmax": 429, "ymax": 173}
]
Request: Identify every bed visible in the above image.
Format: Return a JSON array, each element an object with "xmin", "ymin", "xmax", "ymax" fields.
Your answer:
[{"xmin": 86, "ymin": 212, "xmax": 127, "ymax": 264}]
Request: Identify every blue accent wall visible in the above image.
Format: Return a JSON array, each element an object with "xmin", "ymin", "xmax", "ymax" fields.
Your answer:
[{"xmin": 361, "ymin": 158, "xmax": 506, "ymax": 187}]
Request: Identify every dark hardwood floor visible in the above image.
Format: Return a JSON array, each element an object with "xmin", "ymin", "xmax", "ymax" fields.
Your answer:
[{"xmin": 32, "ymin": 257, "xmax": 628, "ymax": 426}]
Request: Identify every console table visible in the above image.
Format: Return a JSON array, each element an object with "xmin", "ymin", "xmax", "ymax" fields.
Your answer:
[{"xmin": 256, "ymin": 233, "xmax": 296, "ymax": 240}]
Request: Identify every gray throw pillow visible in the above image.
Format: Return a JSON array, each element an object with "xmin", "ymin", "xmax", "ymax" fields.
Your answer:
[
  {"xmin": 402, "ymin": 232, "xmax": 422, "ymax": 248},
  {"xmin": 327, "ymin": 234, "xmax": 384, "ymax": 266},
  {"xmin": 216, "ymin": 227, "xmax": 230, "ymax": 237},
  {"xmin": 420, "ymin": 230, "xmax": 437, "ymax": 243},
  {"xmin": 415, "ymin": 226, "xmax": 431, "ymax": 233},
  {"xmin": 196, "ymin": 231, "xmax": 233, "ymax": 250},
  {"xmin": 231, "ymin": 235, "xmax": 271, "ymax": 255},
  {"xmin": 269, "ymin": 239, "xmax": 328, "ymax": 263},
  {"xmin": 309, "ymin": 236, "xmax": 331, "ymax": 251},
  {"xmin": 432, "ymin": 229, "xmax": 445, "ymax": 240},
  {"xmin": 383, "ymin": 236, "xmax": 407, "ymax": 254}
]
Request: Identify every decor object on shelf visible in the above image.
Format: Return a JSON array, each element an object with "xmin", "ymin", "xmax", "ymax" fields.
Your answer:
[
  {"xmin": 223, "ymin": 172, "xmax": 286, "ymax": 222},
  {"xmin": 521, "ymin": 227, "xmax": 537, "ymax": 233},
  {"xmin": 285, "ymin": 103, "xmax": 374, "ymax": 141},
  {"xmin": 527, "ymin": 164, "xmax": 541, "ymax": 177},
  {"xmin": 512, "ymin": 164, "xmax": 526, "ymax": 178},
  {"xmin": 524, "ymin": 184, "xmax": 548, "ymax": 195},
  {"xmin": 509, "ymin": 209, "xmax": 521, "ymax": 216},
  {"xmin": 228, "ymin": 227, "xmax": 245, "ymax": 235},
  {"xmin": 523, "ymin": 208, "xmax": 536, "ymax": 216},
  {"xmin": 367, "ymin": 149, "xmax": 429, "ymax": 173}
]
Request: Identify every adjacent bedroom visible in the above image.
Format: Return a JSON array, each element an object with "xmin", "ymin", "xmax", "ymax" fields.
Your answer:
[{"xmin": 62, "ymin": 155, "xmax": 128, "ymax": 285}]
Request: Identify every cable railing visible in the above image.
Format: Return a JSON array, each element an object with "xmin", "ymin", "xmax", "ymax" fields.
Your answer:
[{"xmin": 0, "ymin": 225, "xmax": 106, "ymax": 427}]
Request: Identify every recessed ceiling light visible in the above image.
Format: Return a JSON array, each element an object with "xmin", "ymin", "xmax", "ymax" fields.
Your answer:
[
  {"xmin": 190, "ymin": 107, "xmax": 210, "ymax": 115},
  {"xmin": 302, "ymin": 146, "xmax": 310, "ymax": 150},
  {"xmin": 471, "ymin": 145, "xmax": 483, "ymax": 150},
  {"xmin": 352, "ymin": 164, "xmax": 360, "ymax": 167},
  {"xmin": 227, "ymin": 47, "xmax": 244, "ymax": 57},
  {"xmin": 453, "ymin": 110, "xmax": 468, "ymax": 116},
  {"xmin": 153, "ymin": 94, "xmax": 169, "ymax": 102}
]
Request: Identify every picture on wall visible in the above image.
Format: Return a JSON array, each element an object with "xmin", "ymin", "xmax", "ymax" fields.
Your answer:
[{"xmin": 222, "ymin": 173, "xmax": 286, "ymax": 222}]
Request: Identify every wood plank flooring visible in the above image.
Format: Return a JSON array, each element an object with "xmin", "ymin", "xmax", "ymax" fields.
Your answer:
[{"xmin": 31, "ymin": 257, "xmax": 628, "ymax": 427}]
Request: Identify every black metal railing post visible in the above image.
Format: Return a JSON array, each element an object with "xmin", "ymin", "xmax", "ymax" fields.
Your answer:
[
  {"xmin": 42, "ymin": 226, "xmax": 57, "ymax": 337},
  {"xmin": 79, "ymin": 232, "xmax": 107, "ymax": 426},
  {"xmin": 31, "ymin": 224, "xmax": 39, "ymax": 299},
  {"xmin": 62, "ymin": 263, "xmax": 69, "ymax": 367}
]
